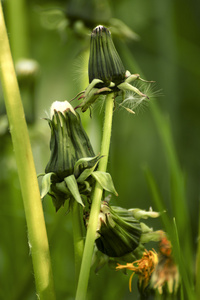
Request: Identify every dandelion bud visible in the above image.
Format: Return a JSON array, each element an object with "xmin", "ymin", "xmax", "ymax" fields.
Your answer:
[
  {"xmin": 88, "ymin": 25, "xmax": 126, "ymax": 88},
  {"xmin": 95, "ymin": 201, "xmax": 142, "ymax": 257},
  {"xmin": 45, "ymin": 100, "xmax": 95, "ymax": 179}
]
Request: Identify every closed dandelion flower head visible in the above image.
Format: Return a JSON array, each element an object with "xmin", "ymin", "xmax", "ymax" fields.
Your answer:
[
  {"xmin": 40, "ymin": 100, "xmax": 102, "ymax": 211},
  {"xmin": 75, "ymin": 25, "xmax": 152, "ymax": 112},
  {"xmin": 93, "ymin": 201, "xmax": 142, "ymax": 257},
  {"xmin": 88, "ymin": 202, "xmax": 161, "ymax": 258},
  {"xmin": 45, "ymin": 101, "xmax": 95, "ymax": 178},
  {"xmin": 89, "ymin": 25, "xmax": 126, "ymax": 88}
]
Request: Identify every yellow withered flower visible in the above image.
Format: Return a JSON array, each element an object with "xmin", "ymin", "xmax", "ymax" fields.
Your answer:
[
  {"xmin": 116, "ymin": 249, "xmax": 158, "ymax": 292},
  {"xmin": 116, "ymin": 233, "xmax": 180, "ymax": 295}
]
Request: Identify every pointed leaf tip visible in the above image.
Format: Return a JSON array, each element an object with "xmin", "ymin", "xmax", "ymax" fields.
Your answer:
[
  {"xmin": 64, "ymin": 175, "xmax": 85, "ymax": 207},
  {"xmin": 91, "ymin": 171, "xmax": 118, "ymax": 196}
]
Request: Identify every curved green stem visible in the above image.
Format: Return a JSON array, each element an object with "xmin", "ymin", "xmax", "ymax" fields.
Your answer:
[
  {"xmin": 0, "ymin": 3, "xmax": 56, "ymax": 299},
  {"xmin": 75, "ymin": 93, "xmax": 114, "ymax": 300}
]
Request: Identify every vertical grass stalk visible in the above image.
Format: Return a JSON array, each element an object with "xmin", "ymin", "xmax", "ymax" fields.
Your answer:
[
  {"xmin": 0, "ymin": 3, "xmax": 56, "ymax": 299},
  {"xmin": 5, "ymin": 0, "xmax": 29, "ymax": 61},
  {"xmin": 75, "ymin": 92, "xmax": 114, "ymax": 300}
]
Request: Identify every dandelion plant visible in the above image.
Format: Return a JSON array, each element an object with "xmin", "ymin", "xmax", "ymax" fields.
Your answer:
[{"xmin": 2, "ymin": 4, "xmax": 196, "ymax": 298}]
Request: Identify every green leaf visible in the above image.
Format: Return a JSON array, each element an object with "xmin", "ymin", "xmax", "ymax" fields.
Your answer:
[
  {"xmin": 64, "ymin": 175, "xmax": 84, "ymax": 207},
  {"xmin": 40, "ymin": 172, "xmax": 55, "ymax": 199},
  {"xmin": 91, "ymin": 171, "xmax": 118, "ymax": 196}
]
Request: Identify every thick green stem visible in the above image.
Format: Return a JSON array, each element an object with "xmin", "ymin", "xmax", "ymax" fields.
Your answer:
[
  {"xmin": 75, "ymin": 93, "xmax": 114, "ymax": 300},
  {"xmin": 5, "ymin": 0, "xmax": 29, "ymax": 61},
  {"xmin": 0, "ymin": 3, "xmax": 56, "ymax": 299}
]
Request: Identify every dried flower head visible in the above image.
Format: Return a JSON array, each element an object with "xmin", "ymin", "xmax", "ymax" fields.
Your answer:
[
  {"xmin": 116, "ymin": 249, "xmax": 158, "ymax": 292},
  {"xmin": 116, "ymin": 232, "xmax": 180, "ymax": 295},
  {"xmin": 151, "ymin": 235, "xmax": 179, "ymax": 294}
]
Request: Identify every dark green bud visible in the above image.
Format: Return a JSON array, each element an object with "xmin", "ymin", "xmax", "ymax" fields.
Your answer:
[
  {"xmin": 88, "ymin": 25, "xmax": 126, "ymax": 88},
  {"xmin": 95, "ymin": 201, "xmax": 142, "ymax": 257},
  {"xmin": 45, "ymin": 101, "xmax": 95, "ymax": 179}
]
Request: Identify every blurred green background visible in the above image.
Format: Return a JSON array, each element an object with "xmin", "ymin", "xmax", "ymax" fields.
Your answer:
[{"xmin": 0, "ymin": 0, "xmax": 200, "ymax": 299}]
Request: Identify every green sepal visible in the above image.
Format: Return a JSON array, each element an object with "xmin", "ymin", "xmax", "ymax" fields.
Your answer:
[
  {"xmin": 74, "ymin": 155, "xmax": 100, "ymax": 177},
  {"xmin": 80, "ymin": 88, "xmax": 99, "ymax": 113},
  {"xmin": 55, "ymin": 181, "xmax": 70, "ymax": 195},
  {"xmin": 117, "ymin": 81, "xmax": 146, "ymax": 98},
  {"xmin": 75, "ymin": 155, "xmax": 101, "ymax": 182},
  {"xmin": 140, "ymin": 229, "xmax": 163, "ymax": 244},
  {"xmin": 129, "ymin": 208, "xmax": 160, "ymax": 220},
  {"xmin": 78, "ymin": 181, "xmax": 92, "ymax": 194},
  {"xmin": 49, "ymin": 191, "xmax": 69, "ymax": 212},
  {"xmin": 64, "ymin": 175, "xmax": 85, "ymax": 207},
  {"xmin": 85, "ymin": 79, "xmax": 103, "ymax": 97},
  {"xmin": 40, "ymin": 172, "xmax": 55, "ymax": 199},
  {"xmin": 91, "ymin": 171, "xmax": 118, "ymax": 196},
  {"xmin": 77, "ymin": 167, "xmax": 94, "ymax": 183}
]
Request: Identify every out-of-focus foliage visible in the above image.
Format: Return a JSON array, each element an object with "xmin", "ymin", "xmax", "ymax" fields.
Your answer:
[{"xmin": 0, "ymin": 0, "xmax": 200, "ymax": 299}]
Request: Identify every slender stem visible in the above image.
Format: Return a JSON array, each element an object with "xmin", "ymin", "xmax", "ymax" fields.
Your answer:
[
  {"xmin": 75, "ymin": 93, "xmax": 114, "ymax": 300},
  {"xmin": 72, "ymin": 201, "xmax": 85, "ymax": 283},
  {"xmin": 0, "ymin": 3, "xmax": 56, "ymax": 300}
]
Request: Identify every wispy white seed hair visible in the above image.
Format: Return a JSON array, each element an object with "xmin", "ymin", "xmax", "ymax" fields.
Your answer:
[
  {"xmin": 50, "ymin": 101, "xmax": 76, "ymax": 118},
  {"xmin": 94, "ymin": 25, "xmax": 104, "ymax": 30}
]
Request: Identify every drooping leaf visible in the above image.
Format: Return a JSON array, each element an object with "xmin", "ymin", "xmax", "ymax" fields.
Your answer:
[
  {"xmin": 64, "ymin": 175, "xmax": 84, "ymax": 206},
  {"xmin": 40, "ymin": 172, "xmax": 55, "ymax": 199},
  {"xmin": 91, "ymin": 171, "xmax": 118, "ymax": 196}
]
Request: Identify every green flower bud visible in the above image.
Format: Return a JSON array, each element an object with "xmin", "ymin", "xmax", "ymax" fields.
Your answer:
[
  {"xmin": 88, "ymin": 25, "xmax": 126, "ymax": 88},
  {"xmin": 45, "ymin": 101, "xmax": 95, "ymax": 179},
  {"xmin": 95, "ymin": 201, "xmax": 142, "ymax": 257}
]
